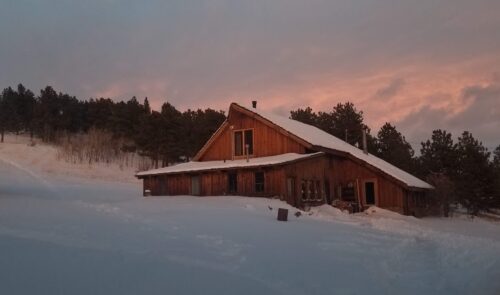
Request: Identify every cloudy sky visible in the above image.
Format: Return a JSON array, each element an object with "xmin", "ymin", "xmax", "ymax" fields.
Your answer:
[{"xmin": 1, "ymin": 0, "xmax": 499, "ymax": 150}]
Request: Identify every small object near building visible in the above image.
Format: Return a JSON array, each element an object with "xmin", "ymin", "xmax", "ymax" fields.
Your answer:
[
  {"xmin": 277, "ymin": 208, "xmax": 288, "ymax": 221},
  {"xmin": 136, "ymin": 102, "xmax": 434, "ymax": 216}
]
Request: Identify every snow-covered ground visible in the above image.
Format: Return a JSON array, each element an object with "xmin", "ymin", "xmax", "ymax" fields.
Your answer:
[
  {"xmin": 1, "ymin": 137, "xmax": 500, "ymax": 294},
  {"xmin": 0, "ymin": 134, "xmax": 140, "ymax": 183}
]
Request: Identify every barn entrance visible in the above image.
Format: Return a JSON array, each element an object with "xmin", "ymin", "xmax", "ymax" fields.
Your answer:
[
  {"xmin": 364, "ymin": 181, "xmax": 376, "ymax": 205},
  {"xmin": 228, "ymin": 172, "xmax": 238, "ymax": 194}
]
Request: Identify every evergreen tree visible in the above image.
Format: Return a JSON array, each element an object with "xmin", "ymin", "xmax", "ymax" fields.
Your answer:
[
  {"xmin": 320, "ymin": 102, "xmax": 377, "ymax": 152},
  {"xmin": 417, "ymin": 130, "xmax": 458, "ymax": 213},
  {"xmin": 181, "ymin": 108, "xmax": 225, "ymax": 158},
  {"xmin": 158, "ymin": 102, "xmax": 183, "ymax": 165},
  {"xmin": 15, "ymin": 84, "xmax": 36, "ymax": 137},
  {"xmin": 492, "ymin": 145, "xmax": 500, "ymax": 208},
  {"xmin": 426, "ymin": 172, "xmax": 455, "ymax": 217},
  {"xmin": 109, "ymin": 96, "xmax": 144, "ymax": 140},
  {"xmin": 291, "ymin": 102, "xmax": 377, "ymax": 152},
  {"xmin": 85, "ymin": 98, "xmax": 114, "ymax": 131},
  {"xmin": 290, "ymin": 107, "xmax": 318, "ymax": 126},
  {"xmin": 419, "ymin": 130, "xmax": 457, "ymax": 177},
  {"xmin": 34, "ymin": 86, "xmax": 60, "ymax": 141},
  {"xmin": 0, "ymin": 91, "xmax": 6, "ymax": 142},
  {"xmin": 376, "ymin": 123, "xmax": 415, "ymax": 172},
  {"xmin": 135, "ymin": 111, "xmax": 163, "ymax": 167},
  {"xmin": 454, "ymin": 131, "xmax": 495, "ymax": 214},
  {"xmin": 0, "ymin": 87, "xmax": 20, "ymax": 138},
  {"xmin": 313, "ymin": 103, "xmax": 360, "ymax": 144},
  {"xmin": 143, "ymin": 97, "xmax": 151, "ymax": 115}
]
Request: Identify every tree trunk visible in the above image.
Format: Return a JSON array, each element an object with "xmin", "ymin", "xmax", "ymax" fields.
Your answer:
[{"xmin": 1, "ymin": 129, "xmax": 4, "ymax": 143}]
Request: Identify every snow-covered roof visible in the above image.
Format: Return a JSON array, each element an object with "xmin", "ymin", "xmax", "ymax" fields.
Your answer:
[
  {"xmin": 136, "ymin": 152, "xmax": 323, "ymax": 177},
  {"xmin": 239, "ymin": 104, "xmax": 432, "ymax": 189}
]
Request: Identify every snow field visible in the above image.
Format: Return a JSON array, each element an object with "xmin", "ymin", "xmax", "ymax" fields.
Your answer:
[{"xmin": 1, "ymin": 135, "xmax": 500, "ymax": 294}]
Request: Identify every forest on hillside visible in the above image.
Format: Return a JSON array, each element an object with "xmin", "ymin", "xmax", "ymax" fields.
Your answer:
[{"xmin": 1, "ymin": 84, "xmax": 499, "ymax": 215}]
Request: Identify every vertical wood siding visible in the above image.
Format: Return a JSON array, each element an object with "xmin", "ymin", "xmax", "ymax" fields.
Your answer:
[
  {"xmin": 199, "ymin": 111, "xmax": 306, "ymax": 161},
  {"xmin": 142, "ymin": 155, "xmax": 408, "ymax": 214}
]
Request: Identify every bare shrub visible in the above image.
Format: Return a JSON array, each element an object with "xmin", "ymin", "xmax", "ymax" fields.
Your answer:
[{"xmin": 56, "ymin": 128, "xmax": 154, "ymax": 171}]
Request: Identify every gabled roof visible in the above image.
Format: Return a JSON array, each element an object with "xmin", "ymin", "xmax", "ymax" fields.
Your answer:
[
  {"xmin": 136, "ymin": 152, "xmax": 324, "ymax": 177},
  {"xmin": 231, "ymin": 103, "xmax": 433, "ymax": 190}
]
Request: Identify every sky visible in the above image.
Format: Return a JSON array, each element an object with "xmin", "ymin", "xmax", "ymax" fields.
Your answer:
[{"xmin": 1, "ymin": 0, "xmax": 499, "ymax": 151}]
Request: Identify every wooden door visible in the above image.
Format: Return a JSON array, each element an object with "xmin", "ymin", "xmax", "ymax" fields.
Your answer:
[
  {"xmin": 364, "ymin": 181, "xmax": 376, "ymax": 205},
  {"xmin": 191, "ymin": 175, "xmax": 201, "ymax": 196},
  {"xmin": 228, "ymin": 172, "xmax": 238, "ymax": 194}
]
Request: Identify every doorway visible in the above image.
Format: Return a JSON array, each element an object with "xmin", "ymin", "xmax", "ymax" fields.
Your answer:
[
  {"xmin": 191, "ymin": 175, "xmax": 201, "ymax": 196},
  {"xmin": 364, "ymin": 181, "xmax": 376, "ymax": 205},
  {"xmin": 228, "ymin": 172, "xmax": 238, "ymax": 194}
]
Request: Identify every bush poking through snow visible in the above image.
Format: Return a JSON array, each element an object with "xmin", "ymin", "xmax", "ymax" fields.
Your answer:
[{"xmin": 56, "ymin": 128, "xmax": 154, "ymax": 171}]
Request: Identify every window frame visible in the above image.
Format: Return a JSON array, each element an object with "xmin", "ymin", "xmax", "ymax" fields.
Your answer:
[{"xmin": 233, "ymin": 128, "xmax": 254, "ymax": 158}]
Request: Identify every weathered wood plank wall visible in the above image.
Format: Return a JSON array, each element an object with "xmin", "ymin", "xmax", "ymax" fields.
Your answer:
[{"xmin": 199, "ymin": 111, "xmax": 306, "ymax": 161}]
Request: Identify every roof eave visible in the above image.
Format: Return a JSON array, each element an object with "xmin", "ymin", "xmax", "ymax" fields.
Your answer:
[{"xmin": 135, "ymin": 152, "xmax": 325, "ymax": 177}]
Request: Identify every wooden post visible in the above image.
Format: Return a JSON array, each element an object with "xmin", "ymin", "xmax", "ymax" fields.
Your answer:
[{"xmin": 230, "ymin": 125, "xmax": 235, "ymax": 161}]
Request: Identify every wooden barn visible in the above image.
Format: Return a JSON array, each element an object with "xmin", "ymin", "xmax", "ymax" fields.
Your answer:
[{"xmin": 136, "ymin": 102, "xmax": 433, "ymax": 216}]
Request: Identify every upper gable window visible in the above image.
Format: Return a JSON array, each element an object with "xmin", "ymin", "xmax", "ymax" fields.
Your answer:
[{"xmin": 234, "ymin": 129, "xmax": 253, "ymax": 156}]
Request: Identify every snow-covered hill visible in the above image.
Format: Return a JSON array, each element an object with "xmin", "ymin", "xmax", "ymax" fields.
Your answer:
[
  {"xmin": 1, "ymin": 135, "xmax": 500, "ymax": 294},
  {"xmin": 0, "ymin": 134, "xmax": 140, "ymax": 183}
]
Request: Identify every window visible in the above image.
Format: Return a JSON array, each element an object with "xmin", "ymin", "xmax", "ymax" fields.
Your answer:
[
  {"xmin": 244, "ymin": 130, "xmax": 253, "ymax": 155},
  {"xmin": 233, "ymin": 129, "xmax": 253, "ymax": 157},
  {"xmin": 234, "ymin": 131, "xmax": 243, "ymax": 156},
  {"xmin": 255, "ymin": 171, "xmax": 264, "ymax": 193},
  {"xmin": 307, "ymin": 180, "xmax": 313, "ymax": 200}
]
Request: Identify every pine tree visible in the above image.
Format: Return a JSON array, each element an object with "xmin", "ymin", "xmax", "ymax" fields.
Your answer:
[
  {"xmin": 290, "ymin": 107, "xmax": 318, "ymax": 127},
  {"xmin": 291, "ymin": 102, "xmax": 376, "ymax": 152},
  {"xmin": 376, "ymin": 123, "xmax": 415, "ymax": 172},
  {"xmin": 455, "ymin": 131, "xmax": 495, "ymax": 214},
  {"xmin": 181, "ymin": 108, "xmax": 225, "ymax": 158},
  {"xmin": 135, "ymin": 111, "xmax": 163, "ymax": 167},
  {"xmin": 0, "ymin": 87, "xmax": 21, "ymax": 138},
  {"xmin": 419, "ymin": 130, "xmax": 457, "ymax": 177},
  {"xmin": 492, "ymin": 145, "xmax": 500, "ymax": 208},
  {"xmin": 34, "ymin": 86, "xmax": 60, "ymax": 141},
  {"xmin": 158, "ymin": 102, "xmax": 183, "ymax": 166},
  {"xmin": 144, "ymin": 97, "xmax": 151, "ymax": 115},
  {"xmin": 319, "ymin": 102, "xmax": 368, "ymax": 146},
  {"xmin": 16, "ymin": 84, "xmax": 36, "ymax": 137},
  {"xmin": 0, "ymin": 91, "xmax": 5, "ymax": 142},
  {"xmin": 426, "ymin": 172, "xmax": 455, "ymax": 217}
]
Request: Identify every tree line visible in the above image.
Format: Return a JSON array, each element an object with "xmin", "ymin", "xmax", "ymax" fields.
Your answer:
[
  {"xmin": 0, "ymin": 84, "xmax": 225, "ymax": 167},
  {"xmin": 291, "ymin": 103, "xmax": 500, "ymax": 215},
  {"xmin": 1, "ymin": 84, "xmax": 499, "ymax": 214}
]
